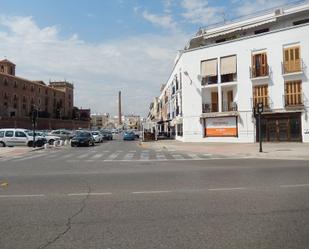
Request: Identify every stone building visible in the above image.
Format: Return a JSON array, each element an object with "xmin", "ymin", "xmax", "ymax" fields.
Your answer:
[{"xmin": 0, "ymin": 59, "xmax": 74, "ymax": 119}]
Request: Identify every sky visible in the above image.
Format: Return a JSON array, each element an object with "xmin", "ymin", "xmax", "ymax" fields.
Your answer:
[{"xmin": 0, "ymin": 0, "xmax": 298, "ymax": 117}]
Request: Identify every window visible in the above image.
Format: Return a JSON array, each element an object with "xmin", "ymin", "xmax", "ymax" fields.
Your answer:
[
  {"xmin": 14, "ymin": 81, "xmax": 17, "ymax": 88},
  {"xmin": 285, "ymin": 81, "xmax": 302, "ymax": 106},
  {"xmin": 253, "ymin": 85, "xmax": 269, "ymax": 108},
  {"xmin": 201, "ymin": 59, "xmax": 218, "ymax": 85},
  {"xmin": 220, "ymin": 55, "xmax": 237, "ymax": 83},
  {"xmin": 31, "ymin": 85, "xmax": 34, "ymax": 92},
  {"xmin": 0, "ymin": 131, "xmax": 4, "ymax": 138},
  {"xmin": 0, "ymin": 65, "xmax": 4, "ymax": 72},
  {"xmin": 23, "ymin": 84, "xmax": 26, "ymax": 90},
  {"xmin": 283, "ymin": 46, "xmax": 301, "ymax": 73},
  {"xmin": 254, "ymin": 28, "xmax": 269, "ymax": 34},
  {"xmin": 5, "ymin": 131, "xmax": 14, "ymax": 137},
  {"xmin": 251, "ymin": 52, "xmax": 268, "ymax": 78},
  {"xmin": 4, "ymin": 78, "xmax": 8, "ymax": 86},
  {"xmin": 293, "ymin": 18, "xmax": 309, "ymax": 26},
  {"xmin": 15, "ymin": 131, "xmax": 27, "ymax": 138}
]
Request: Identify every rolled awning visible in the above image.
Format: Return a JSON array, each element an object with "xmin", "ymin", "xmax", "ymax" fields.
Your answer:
[
  {"xmin": 201, "ymin": 59, "xmax": 217, "ymax": 76},
  {"xmin": 221, "ymin": 55, "xmax": 237, "ymax": 75}
]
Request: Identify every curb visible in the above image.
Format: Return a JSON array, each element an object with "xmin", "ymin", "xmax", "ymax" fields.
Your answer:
[{"xmin": 31, "ymin": 147, "xmax": 45, "ymax": 152}]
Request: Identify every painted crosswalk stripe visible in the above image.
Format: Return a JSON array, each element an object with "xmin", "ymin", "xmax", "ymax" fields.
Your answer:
[
  {"xmin": 105, "ymin": 153, "xmax": 119, "ymax": 160},
  {"xmin": 61, "ymin": 154, "xmax": 74, "ymax": 159},
  {"xmin": 92, "ymin": 154, "xmax": 103, "ymax": 159},
  {"xmin": 13, "ymin": 154, "xmax": 46, "ymax": 162},
  {"xmin": 156, "ymin": 153, "xmax": 166, "ymax": 160},
  {"xmin": 140, "ymin": 153, "xmax": 149, "ymax": 160},
  {"xmin": 188, "ymin": 154, "xmax": 201, "ymax": 160},
  {"xmin": 172, "ymin": 154, "xmax": 185, "ymax": 160},
  {"xmin": 123, "ymin": 153, "xmax": 134, "ymax": 160}
]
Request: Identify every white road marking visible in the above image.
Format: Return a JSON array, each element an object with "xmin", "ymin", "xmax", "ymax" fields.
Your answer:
[
  {"xmin": 129, "ymin": 150, "xmax": 136, "ymax": 153},
  {"xmin": 123, "ymin": 153, "xmax": 134, "ymax": 160},
  {"xmin": 60, "ymin": 154, "xmax": 74, "ymax": 159},
  {"xmin": 0, "ymin": 194, "xmax": 45, "ymax": 198},
  {"xmin": 132, "ymin": 190, "xmax": 173, "ymax": 194},
  {"xmin": 13, "ymin": 154, "xmax": 46, "ymax": 162},
  {"xmin": 105, "ymin": 153, "xmax": 119, "ymax": 161},
  {"xmin": 203, "ymin": 153, "xmax": 212, "ymax": 157},
  {"xmin": 102, "ymin": 151, "xmax": 110, "ymax": 153},
  {"xmin": 68, "ymin": 192, "xmax": 112, "ymax": 196},
  {"xmin": 156, "ymin": 153, "xmax": 166, "ymax": 160},
  {"xmin": 77, "ymin": 153, "xmax": 92, "ymax": 159},
  {"xmin": 172, "ymin": 154, "xmax": 185, "ymax": 160},
  {"xmin": 280, "ymin": 184, "xmax": 309, "ymax": 188},
  {"xmin": 208, "ymin": 187, "xmax": 246, "ymax": 191},
  {"xmin": 92, "ymin": 154, "xmax": 103, "ymax": 159},
  {"xmin": 188, "ymin": 154, "xmax": 201, "ymax": 159},
  {"xmin": 140, "ymin": 153, "xmax": 149, "ymax": 160}
]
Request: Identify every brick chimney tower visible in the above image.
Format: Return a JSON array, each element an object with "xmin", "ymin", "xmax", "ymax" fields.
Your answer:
[{"xmin": 118, "ymin": 91, "xmax": 122, "ymax": 126}]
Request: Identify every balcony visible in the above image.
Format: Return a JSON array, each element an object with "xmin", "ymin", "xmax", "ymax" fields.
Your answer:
[
  {"xmin": 201, "ymin": 76, "xmax": 218, "ymax": 86},
  {"xmin": 250, "ymin": 65, "xmax": 270, "ymax": 79},
  {"xmin": 282, "ymin": 59, "xmax": 304, "ymax": 75},
  {"xmin": 202, "ymin": 102, "xmax": 237, "ymax": 113},
  {"xmin": 283, "ymin": 93, "xmax": 304, "ymax": 109}
]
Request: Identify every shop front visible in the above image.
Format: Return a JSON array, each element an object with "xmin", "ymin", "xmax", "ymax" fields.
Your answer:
[
  {"xmin": 257, "ymin": 112, "xmax": 302, "ymax": 142},
  {"xmin": 203, "ymin": 116, "xmax": 238, "ymax": 137}
]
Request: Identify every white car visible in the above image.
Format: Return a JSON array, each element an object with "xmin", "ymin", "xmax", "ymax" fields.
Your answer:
[
  {"xmin": 26, "ymin": 131, "xmax": 61, "ymax": 145},
  {"xmin": 91, "ymin": 131, "xmax": 103, "ymax": 143},
  {"xmin": 0, "ymin": 128, "xmax": 47, "ymax": 147}
]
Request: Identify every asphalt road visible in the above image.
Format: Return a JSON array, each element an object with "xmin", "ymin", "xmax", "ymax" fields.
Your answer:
[{"xmin": 0, "ymin": 138, "xmax": 309, "ymax": 249}]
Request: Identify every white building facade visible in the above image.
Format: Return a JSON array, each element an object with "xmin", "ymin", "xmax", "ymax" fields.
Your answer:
[{"xmin": 160, "ymin": 2, "xmax": 309, "ymax": 143}]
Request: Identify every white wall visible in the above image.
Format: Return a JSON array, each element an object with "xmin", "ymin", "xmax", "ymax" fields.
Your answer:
[{"xmin": 181, "ymin": 24, "xmax": 309, "ymax": 142}]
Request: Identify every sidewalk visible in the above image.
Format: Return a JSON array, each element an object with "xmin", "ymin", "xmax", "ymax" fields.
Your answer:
[
  {"xmin": 142, "ymin": 140, "xmax": 309, "ymax": 160},
  {"xmin": 0, "ymin": 146, "xmax": 43, "ymax": 159}
]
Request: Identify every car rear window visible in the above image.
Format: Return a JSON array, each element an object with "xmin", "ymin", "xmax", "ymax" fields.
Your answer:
[
  {"xmin": 15, "ymin": 131, "xmax": 27, "ymax": 137},
  {"xmin": 0, "ymin": 131, "xmax": 4, "ymax": 138},
  {"xmin": 92, "ymin": 132, "xmax": 99, "ymax": 135}
]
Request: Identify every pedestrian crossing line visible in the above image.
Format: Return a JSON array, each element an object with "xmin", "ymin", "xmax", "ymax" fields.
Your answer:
[
  {"xmin": 123, "ymin": 153, "xmax": 134, "ymax": 160},
  {"xmin": 61, "ymin": 154, "xmax": 74, "ymax": 159},
  {"xmin": 13, "ymin": 154, "xmax": 47, "ymax": 162},
  {"xmin": 77, "ymin": 152, "xmax": 96, "ymax": 159},
  {"xmin": 104, "ymin": 153, "xmax": 119, "ymax": 161},
  {"xmin": 188, "ymin": 154, "xmax": 202, "ymax": 160},
  {"xmin": 139, "ymin": 153, "xmax": 150, "ymax": 160},
  {"xmin": 92, "ymin": 154, "xmax": 103, "ymax": 159},
  {"xmin": 156, "ymin": 154, "xmax": 167, "ymax": 160},
  {"xmin": 172, "ymin": 154, "xmax": 185, "ymax": 160}
]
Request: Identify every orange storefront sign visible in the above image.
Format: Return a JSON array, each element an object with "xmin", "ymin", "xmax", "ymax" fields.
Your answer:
[{"xmin": 205, "ymin": 117, "xmax": 238, "ymax": 137}]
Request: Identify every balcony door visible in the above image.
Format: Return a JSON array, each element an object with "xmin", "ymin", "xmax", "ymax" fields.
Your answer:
[
  {"xmin": 252, "ymin": 53, "xmax": 267, "ymax": 77},
  {"xmin": 284, "ymin": 46, "xmax": 300, "ymax": 73},
  {"xmin": 253, "ymin": 85, "xmax": 268, "ymax": 108},
  {"xmin": 211, "ymin": 92, "xmax": 218, "ymax": 112},
  {"xmin": 227, "ymin": 90, "xmax": 233, "ymax": 111},
  {"xmin": 285, "ymin": 81, "xmax": 302, "ymax": 106}
]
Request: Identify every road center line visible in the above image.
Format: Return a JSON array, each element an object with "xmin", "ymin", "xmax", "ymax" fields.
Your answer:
[
  {"xmin": 280, "ymin": 184, "xmax": 309, "ymax": 188},
  {"xmin": 67, "ymin": 192, "xmax": 112, "ymax": 196},
  {"xmin": 207, "ymin": 187, "xmax": 246, "ymax": 191},
  {"xmin": 0, "ymin": 194, "xmax": 45, "ymax": 198},
  {"xmin": 132, "ymin": 190, "xmax": 173, "ymax": 194}
]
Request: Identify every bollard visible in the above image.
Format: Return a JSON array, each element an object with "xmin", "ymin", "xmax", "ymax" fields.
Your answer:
[
  {"xmin": 53, "ymin": 140, "xmax": 57, "ymax": 147},
  {"xmin": 64, "ymin": 140, "xmax": 69, "ymax": 146},
  {"xmin": 44, "ymin": 143, "xmax": 48, "ymax": 149},
  {"xmin": 59, "ymin": 140, "xmax": 64, "ymax": 146}
]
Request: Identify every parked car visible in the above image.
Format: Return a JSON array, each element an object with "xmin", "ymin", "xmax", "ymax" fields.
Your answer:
[
  {"xmin": 0, "ymin": 128, "xmax": 47, "ymax": 147},
  {"xmin": 132, "ymin": 130, "xmax": 141, "ymax": 138},
  {"xmin": 123, "ymin": 131, "xmax": 136, "ymax": 141},
  {"xmin": 100, "ymin": 130, "xmax": 113, "ymax": 140},
  {"xmin": 71, "ymin": 131, "xmax": 95, "ymax": 147},
  {"xmin": 26, "ymin": 131, "xmax": 61, "ymax": 145},
  {"xmin": 49, "ymin": 129, "xmax": 73, "ymax": 140},
  {"xmin": 91, "ymin": 131, "xmax": 103, "ymax": 143}
]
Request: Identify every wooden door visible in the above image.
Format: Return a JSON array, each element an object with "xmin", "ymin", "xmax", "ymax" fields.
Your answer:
[
  {"xmin": 285, "ymin": 81, "xmax": 302, "ymax": 106},
  {"xmin": 284, "ymin": 46, "xmax": 300, "ymax": 73},
  {"xmin": 253, "ymin": 85, "xmax": 268, "ymax": 108},
  {"xmin": 252, "ymin": 53, "xmax": 267, "ymax": 77},
  {"xmin": 211, "ymin": 92, "xmax": 218, "ymax": 112},
  {"xmin": 227, "ymin": 90, "xmax": 233, "ymax": 111}
]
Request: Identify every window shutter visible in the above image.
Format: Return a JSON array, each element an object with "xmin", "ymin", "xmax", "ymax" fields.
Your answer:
[
  {"xmin": 201, "ymin": 59, "xmax": 217, "ymax": 76},
  {"xmin": 220, "ymin": 55, "xmax": 237, "ymax": 75}
]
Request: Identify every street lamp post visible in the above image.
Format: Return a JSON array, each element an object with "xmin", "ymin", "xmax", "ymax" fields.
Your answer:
[
  {"xmin": 255, "ymin": 103, "xmax": 264, "ymax": 153},
  {"xmin": 31, "ymin": 105, "xmax": 38, "ymax": 148}
]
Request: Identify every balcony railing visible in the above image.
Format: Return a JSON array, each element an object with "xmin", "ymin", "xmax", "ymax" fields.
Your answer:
[
  {"xmin": 282, "ymin": 59, "xmax": 304, "ymax": 75},
  {"xmin": 201, "ymin": 76, "xmax": 218, "ymax": 86},
  {"xmin": 283, "ymin": 93, "xmax": 304, "ymax": 108},
  {"xmin": 202, "ymin": 102, "xmax": 237, "ymax": 113},
  {"xmin": 250, "ymin": 65, "xmax": 270, "ymax": 79}
]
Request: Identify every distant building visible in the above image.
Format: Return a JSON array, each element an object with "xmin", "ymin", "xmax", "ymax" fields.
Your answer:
[
  {"xmin": 91, "ymin": 113, "xmax": 110, "ymax": 128},
  {"xmin": 0, "ymin": 59, "xmax": 90, "ymax": 129},
  {"xmin": 123, "ymin": 114, "xmax": 141, "ymax": 130}
]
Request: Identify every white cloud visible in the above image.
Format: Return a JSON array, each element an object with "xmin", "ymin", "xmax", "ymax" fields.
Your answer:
[
  {"xmin": 0, "ymin": 15, "xmax": 188, "ymax": 116},
  {"xmin": 181, "ymin": 0, "xmax": 224, "ymax": 25},
  {"xmin": 142, "ymin": 10, "xmax": 177, "ymax": 29},
  {"xmin": 162, "ymin": 0, "xmax": 174, "ymax": 13},
  {"xmin": 235, "ymin": 0, "xmax": 289, "ymax": 16}
]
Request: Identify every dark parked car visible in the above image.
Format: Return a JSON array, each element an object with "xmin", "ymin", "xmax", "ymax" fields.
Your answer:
[
  {"xmin": 100, "ymin": 130, "xmax": 113, "ymax": 140},
  {"xmin": 123, "ymin": 131, "xmax": 135, "ymax": 141},
  {"xmin": 71, "ymin": 131, "xmax": 95, "ymax": 147}
]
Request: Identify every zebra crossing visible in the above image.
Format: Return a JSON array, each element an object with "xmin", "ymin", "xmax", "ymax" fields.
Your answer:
[{"xmin": 0, "ymin": 149, "xmax": 224, "ymax": 163}]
